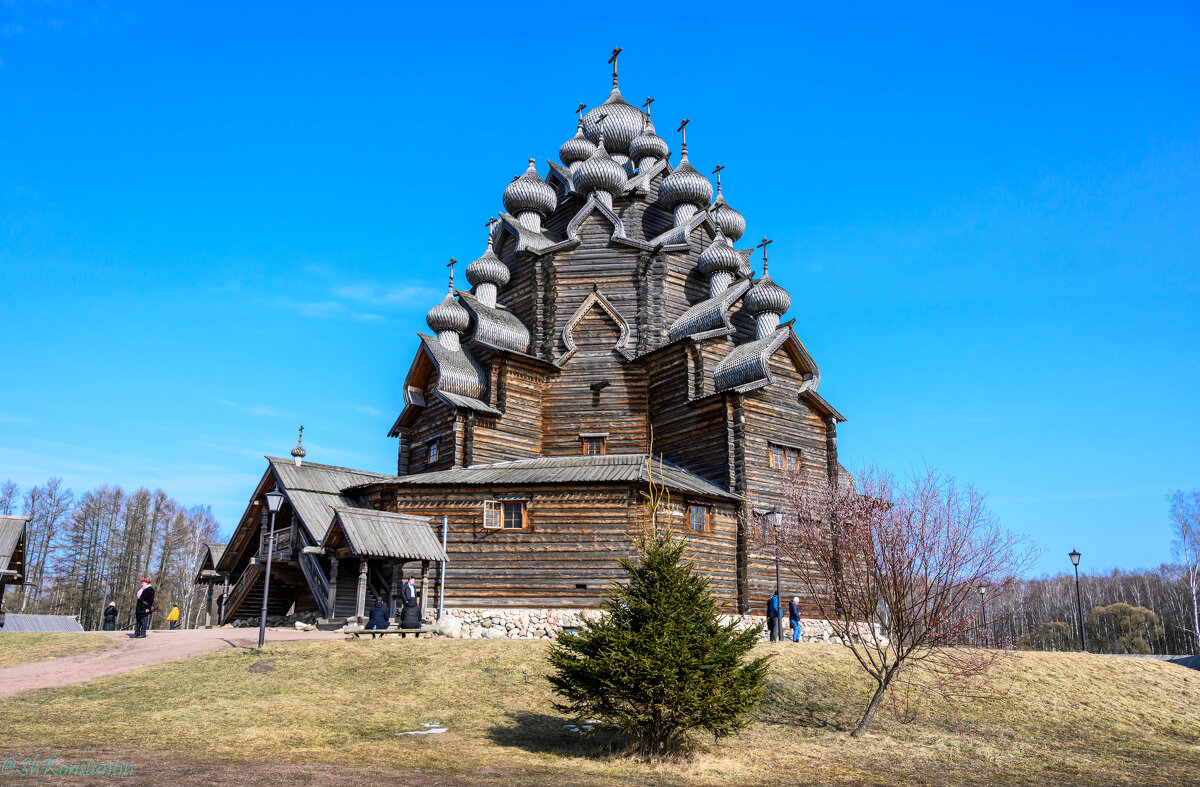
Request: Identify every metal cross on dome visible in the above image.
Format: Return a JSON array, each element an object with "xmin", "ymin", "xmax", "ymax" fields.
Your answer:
[
  {"xmin": 608, "ymin": 47, "xmax": 622, "ymax": 86},
  {"xmin": 712, "ymin": 163, "xmax": 725, "ymax": 188},
  {"xmin": 446, "ymin": 257, "xmax": 457, "ymax": 293},
  {"xmin": 575, "ymin": 103, "xmax": 587, "ymax": 120},
  {"xmin": 756, "ymin": 238, "xmax": 774, "ymax": 275},
  {"xmin": 642, "ymin": 97, "xmax": 655, "ymax": 116},
  {"xmin": 677, "ymin": 118, "xmax": 690, "ymax": 153}
]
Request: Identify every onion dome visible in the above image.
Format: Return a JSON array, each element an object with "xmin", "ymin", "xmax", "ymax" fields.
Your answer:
[
  {"xmin": 697, "ymin": 232, "xmax": 742, "ymax": 278},
  {"xmin": 582, "ymin": 87, "xmax": 646, "ymax": 157},
  {"xmin": 710, "ymin": 184, "xmax": 746, "ymax": 243},
  {"xmin": 559, "ymin": 120, "xmax": 597, "ymax": 170},
  {"xmin": 465, "ymin": 240, "xmax": 509, "ymax": 290},
  {"xmin": 744, "ymin": 273, "xmax": 791, "ymax": 317},
  {"xmin": 426, "ymin": 293, "xmax": 471, "ymax": 334},
  {"xmin": 574, "ymin": 136, "xmax": 628, "ymax": 204},
  {"xmin": 290, "ymin": 426, "xmax": 306, "ymax": 466},
  {"xmin": 629, "ymin": 117, "xmax": 669, "ymax": 167},
  {"xmin": 502, "ymin": 159, "xmax": 557, "ymax": 217},
  {"xmin": 660, "ymin": 153, "xmax": 713, "ymax": 215}
]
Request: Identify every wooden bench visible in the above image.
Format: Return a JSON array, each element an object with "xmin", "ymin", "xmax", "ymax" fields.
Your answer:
[{"xmin": 344, "ymin": 625, "xmax": 428, "ymax": 640}]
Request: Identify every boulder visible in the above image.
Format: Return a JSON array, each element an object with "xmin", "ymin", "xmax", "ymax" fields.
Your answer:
[
  {"xmin": 434, "ymin": 615, "xmax": 463, "ymax": 638},
  {"xmin": 480, "ymin": 627, "xmax": 506, "ymax": 639}
]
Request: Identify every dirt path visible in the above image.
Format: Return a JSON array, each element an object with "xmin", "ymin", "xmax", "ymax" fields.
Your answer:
[{"xmin": 0, "ymin": 628, "xmax": 340, "ymax": 698}]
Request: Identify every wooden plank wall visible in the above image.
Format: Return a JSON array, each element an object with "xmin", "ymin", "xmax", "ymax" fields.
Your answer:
[
  {"xmin": 739, "ymin": 348, "xmax": 833, "ymax": 617},
  {"xmin": 357, "ymin": 483, "xmax": 741, "ymax": 610},
  {"xmin": 643, "ymin": 346, "xmax": 731, "ymax": 486},
  {"xmin": 468, "ymin": 354, "xmax": 546, "ymax": 465},
  {"xmin": 405, "ymin": 382, "xmax": 458, "ymax": 475}
]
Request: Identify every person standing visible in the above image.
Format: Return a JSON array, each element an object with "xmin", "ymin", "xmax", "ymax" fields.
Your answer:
[
  {"xmin": 767, "ymin": 592, "xmax": 780, "ymax": 642},
  {"xmin": 102, "ymin": 601, "xmax": 118, "ymax": 631},
  {"xmin": 167, "ymin": 604, "xmax": 180, "ymax": 630},
  {"xmin": 789, "ymin": 596, "xmax": 802, "ymax": 643},
  {"xmin": 134, "ymin": 578, "xmax": 155, "ymax": 638},
  {"xmin": 400, "ymin": 576, "xmax": 420, "ymax": 637}
]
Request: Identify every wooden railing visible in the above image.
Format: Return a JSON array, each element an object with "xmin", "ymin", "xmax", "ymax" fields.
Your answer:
[
  {"xmin": 221, "ymin": 561, "xmax": 262, "ymax": 624},
  {"xmin": 259, "ymin": 528, "xmax": 291, "ymax": 558}
]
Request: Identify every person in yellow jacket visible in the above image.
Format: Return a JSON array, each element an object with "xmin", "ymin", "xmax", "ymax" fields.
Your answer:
[{"xmin": 166, "ymin": 604, "xmax": 180, "ymax": 630}]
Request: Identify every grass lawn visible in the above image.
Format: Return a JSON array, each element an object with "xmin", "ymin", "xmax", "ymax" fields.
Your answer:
[
  {"xmin": 0, "ymin": 632, "xmax": 117, "ymax": 669},
  {"xmin": 1, "ymin": 639, "xmax": 1198, "ymax": 786}
]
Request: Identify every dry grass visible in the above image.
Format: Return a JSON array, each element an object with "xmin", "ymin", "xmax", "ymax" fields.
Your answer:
[
  {"xmin": 1, "ymin": 639, "xmax": 1198, "ymax": 786},
  {"xmin": 0, "ymin": 632, "xmax": 116, "ymax": 669}
]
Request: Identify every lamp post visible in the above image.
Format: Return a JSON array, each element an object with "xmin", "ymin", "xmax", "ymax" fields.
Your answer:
[
  {"xmin": 978, "ymin": 583, "xmax": 989, "ymax": 648},
  {"xmin": 771, "ymin": 509, "xmax": 784, "ymax": 643},
  {"xmin": 1069, "ymin": 549, "xmax": 1087, "ymax": 652},
  {"xmin": 258, "ymin": 486, "xmax": 285, "ymax": 649}
]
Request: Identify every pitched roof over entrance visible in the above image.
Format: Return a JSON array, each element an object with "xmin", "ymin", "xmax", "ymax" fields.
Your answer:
[
  {"xmin": 266, "ymin": 457, "xmax": 396, "ymax": 542},
  {"xmin": 348, "ymin": 454, "xmax": 740, "ymax": 501},
  {"xmin": 324, "ymin": 508, "xmax": 449, "ymax": 562},
  {"xmin": 0, "ymin": 515, "xmax": 29, "ymax": 574}
]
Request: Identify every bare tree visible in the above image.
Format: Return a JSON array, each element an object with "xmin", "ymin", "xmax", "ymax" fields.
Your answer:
[
  {"xmin": 774, "ymin": 466, "xmax": 1035, "ymax": 737},
  {"xmin": 0, "ymin": 480, "xmax": 17, "ymax": 516},
  {"xmin": 1169, "ymin": 489, "xmax": 1200, "ymax": 646}
]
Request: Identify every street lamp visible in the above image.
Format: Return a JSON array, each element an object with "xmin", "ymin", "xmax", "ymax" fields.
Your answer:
[
  {"xmin": 258, "ymin": 486, "xmax": 286, "ymax": 649},
  {"xmin": 978, "ymin": 583, "xmax": 989, "ymax": 648},
  {"xmin": 771, "ymin": 509, "xmax": 784, "ymax": 643},
  {"xmin": 1068, "ymin": 548, "xmax": 1087, "ymax": 652}
]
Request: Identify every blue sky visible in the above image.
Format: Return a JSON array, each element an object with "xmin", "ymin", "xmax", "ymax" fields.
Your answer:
[{"xmin": 1, "ymin": 2, "xmax": 1197, "ymax": 577}]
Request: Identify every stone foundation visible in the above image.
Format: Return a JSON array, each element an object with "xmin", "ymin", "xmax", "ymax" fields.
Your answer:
[{"xmin": 432, "ymin": 607, "xmax": 886, "ymax": 645}]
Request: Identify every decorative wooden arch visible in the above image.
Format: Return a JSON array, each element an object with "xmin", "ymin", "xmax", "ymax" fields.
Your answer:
[{"xmin": 558, "ymin": 287, "xmax": 633, "ymax": 365}]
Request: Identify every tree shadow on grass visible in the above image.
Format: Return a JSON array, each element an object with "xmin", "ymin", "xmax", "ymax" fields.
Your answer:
[
  {"xmin": 759, "ymin": 675, "xmax": 857, "ymax": 731},
  {"xmin": 486, "ymin": 711, "xmax": 626, "ymax": 759}
]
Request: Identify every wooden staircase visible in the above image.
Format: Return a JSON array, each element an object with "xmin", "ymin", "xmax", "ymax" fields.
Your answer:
[{"xmin": 221, "ymin": 560, "xmax": 304, "ymax": 624}]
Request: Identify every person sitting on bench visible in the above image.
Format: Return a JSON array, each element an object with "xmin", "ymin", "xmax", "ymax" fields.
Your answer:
[{"xmin": 366, "ymin": 598, "xmax": 389, "ymax": 639}]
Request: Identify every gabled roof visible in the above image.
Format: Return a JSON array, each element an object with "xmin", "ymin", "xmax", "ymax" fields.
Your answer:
[
  {"xmin": 0, "ymin": 515, "xmax": 28, "ymax": 573},
  {"xmin": 712, "ymin": 321, "xmax": 820, "ymax": 394},
  {"xmin": 668, "ymin": 278, "xmax": 752, "ymax": 340},
  {"xmin": 458, "ymin": 290, "xmax": 531, "ymax": 354},
  {"xmin": 324, "ymin": 507, "xmax": 449, "ymax": 562},
  {"xmin": 347, "ymin": 453, "xmax": 740, "ymax": 501},
  {"xmin": 194, "ymin": 542, "xmax": 227, "ymax": 583},
  {"xmin": 267, "ymin": 457, "xmax": 395, "ymax": 543}
]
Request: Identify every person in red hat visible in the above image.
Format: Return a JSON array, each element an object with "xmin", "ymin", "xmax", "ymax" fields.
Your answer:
[{"xmin": 133, "ymin": 578, "xmax": 155, "ymax": 638}]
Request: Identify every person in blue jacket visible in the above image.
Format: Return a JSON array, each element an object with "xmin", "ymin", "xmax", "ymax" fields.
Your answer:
[
  {"xmin": 789, "ymin": 596, "xmax": 802, "ymax": 642},
  {"xmin": 366, "ymin": 598, "xmax": 389, "ymax": 638},
  {"xmin": 767, "ymin": 592, "xmax": 780, "ymax": 642}
]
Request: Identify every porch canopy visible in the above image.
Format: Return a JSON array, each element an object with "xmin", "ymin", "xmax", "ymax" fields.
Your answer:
[
  {"xmin": 320, "ymin": 507, "xmax": 448, "ymax": 624},
  {"xmin": 324, "ymin": 508, "xmax": 448, "ymax": 563}
]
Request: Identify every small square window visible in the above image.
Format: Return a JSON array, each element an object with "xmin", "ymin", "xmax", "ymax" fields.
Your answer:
[
  {"xmin": 689, "ymin": 504, "xmax": 709, "ymax": 533},
  {"xmin": 769, "ymin": 443, "xmax": 799, "ymax": 472},
  {"xmin": 502, "ymin": 501, "xmax": 525, "ymax": 529},
  {"xmin": 427, "ymin": 439, "xmax": 438, "ymax": 464},
  {"xmin": 582, "ymin": 437, "xmax": 606, "ymax": 455}
]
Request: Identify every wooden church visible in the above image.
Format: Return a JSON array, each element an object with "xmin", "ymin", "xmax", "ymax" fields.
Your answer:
[{"xmin": 209, "ymin": 53, "xmax": 848, "ymax": 628}]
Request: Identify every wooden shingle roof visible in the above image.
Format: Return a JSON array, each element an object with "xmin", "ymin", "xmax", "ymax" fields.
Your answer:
[
  {"xmin": 348, "ymin": 454, "xmax": 740, "ymax": 501},
  {"xmin": 324, "ymin": 508, "xmax": 449, "ymax": 562},
  {"xmin": 0, "ymin": 515, "xmax": 28, "ymax": 573}
]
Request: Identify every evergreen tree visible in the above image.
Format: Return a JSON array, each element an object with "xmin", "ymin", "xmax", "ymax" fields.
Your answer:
[{"xmin": 548, "ymin": 529, "xmax": 770, "ymax": 756}]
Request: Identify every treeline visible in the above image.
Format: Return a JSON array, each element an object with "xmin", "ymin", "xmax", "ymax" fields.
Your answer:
[
  {"xmin": 2, "ymin": 477, "xmax": 218, "ymax": 630},
  {"xmin": 985, "ymin": 566, "xmax": 1198, "ymax": 655}
]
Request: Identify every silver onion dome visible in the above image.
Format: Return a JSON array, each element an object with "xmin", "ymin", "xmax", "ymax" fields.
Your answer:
[
  {"xmin": 629, "ymin": 117, "xmax": 669, "ymax": 167},
  {"xmin": 710, "ymin": 185, "xmax": 746, "ymax": 243},
  {"xmin": 660, "ymin": 154, "xmax": 714, "ymax": 213},
  {"xmin": 426, "ymin": 293, "xmax": 471, "ymax": 334},
  {"xmin": 574, "ymin": 136, "xmax": 628, "ymax": 203},
  {"xmin": 697, "ymin": 232, "xmax": 743, "ymax": 278},
  {"xmin": 502, "ymin": 159, "xmax": 557, "ymax": 217},
  {"xmin": 744, "ymin": 273, "xmax": 791, "ymax": 316},
  {"xmin": 465, "ymin": 242, "xmax": 509, "ymax": 289},
  {"xmin": 582, "ymin": 87, "xmax": 646, "ymax": 157},
  {"xmin": 559, "ymin": 120, "xmax": 597, "ymax": 170}
]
